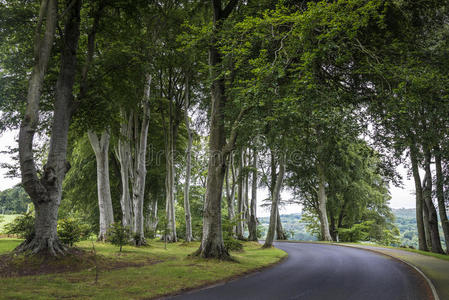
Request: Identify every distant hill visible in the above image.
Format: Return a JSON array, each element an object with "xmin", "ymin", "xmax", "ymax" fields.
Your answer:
[{"xmin": 259, "ymin": 208, "xmax": 434, "ymax": 249}]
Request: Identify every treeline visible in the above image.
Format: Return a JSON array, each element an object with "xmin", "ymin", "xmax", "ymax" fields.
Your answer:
[
  {"xmin": 0, "ymin": 0, "xmax": 448, "ymax": 257},
  {"xmin": 0, "ymin": 185, "xmax": 31, "ymax": 215}
]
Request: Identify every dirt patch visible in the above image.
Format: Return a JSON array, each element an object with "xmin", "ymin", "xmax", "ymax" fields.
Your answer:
[{"xmin": 0, "ymin": 248, "xmax": 163, "ymax": 278}]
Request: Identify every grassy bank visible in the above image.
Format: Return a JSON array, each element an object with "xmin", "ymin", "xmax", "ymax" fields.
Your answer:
[{"xmin": 0, "ymin": 239, "xmax": 286, "ymax": 299}]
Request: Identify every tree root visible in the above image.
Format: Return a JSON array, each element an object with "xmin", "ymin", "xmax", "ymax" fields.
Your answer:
[{"xmin": 15, "ymin": 237, "xmax": 67, "ymax": 257}]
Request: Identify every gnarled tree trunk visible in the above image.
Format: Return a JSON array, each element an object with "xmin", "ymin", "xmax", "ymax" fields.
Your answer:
[
  {"xmin": 88, "ymin": 130, "xmax": 114, "ymax": 241},
  {"xmin": 18, "ymin": 0, "xmax": 81, "ymax": 256}
]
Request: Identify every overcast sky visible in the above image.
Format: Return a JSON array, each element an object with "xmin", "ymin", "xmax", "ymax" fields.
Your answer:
[{"xmin": 0, "ymin": 130, "xmax": 417, "ymax": 217}]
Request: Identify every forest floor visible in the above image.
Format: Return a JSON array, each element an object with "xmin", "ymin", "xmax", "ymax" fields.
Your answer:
[
  {"xmin": 0, "ymin": 238, "xmax": 286, "ymax": 300},
  {"xmin": 340, "ymin": 243, "xmax": 449, "ymax": 300}
]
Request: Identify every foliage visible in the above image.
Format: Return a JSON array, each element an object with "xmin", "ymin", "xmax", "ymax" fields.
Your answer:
[
  {"xmin": 57, "ymin": 218, "xmax": 91, "ymax": 247},
  {"xmin": 106, "ymin": 222, "xmax": 131, "ymax": 252},
  {"xmin": 4, "ymin": 212, "xmax": 35, "ymax": 240},
  {"xmin": 222, "ymin": 216, "xmax": 243, "ymax": 252},
  {"xmin": 0, "ymin": 185, "xmax": 31, "ymax": 214}
]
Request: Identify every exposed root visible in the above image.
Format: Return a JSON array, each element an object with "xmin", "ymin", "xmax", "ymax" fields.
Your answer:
[
  {"xmin": 193, "ymin": 242, "xmax": 233, "ymax": 261},
  {"xmin": 15, "ymin": 237, "xmax": 67, "ymax": 257}
]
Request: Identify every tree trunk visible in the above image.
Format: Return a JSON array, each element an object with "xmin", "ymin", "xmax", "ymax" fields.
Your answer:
[
  {"xmin": 183, "ymin": 78, "xmax": 193, "ymax": 242},
  {"xmin": 276, "ymin": 205, "xmax": 287, "ymax": 240},
  {"xmin": 409, "ymin": 144, "xmax": 428, "ymax": 251},
  {"xmin": 131, "ymin": 75, "xmax": 151, "ymax": 246},
  {"xmin": 317, "ymin": 162, "xmax": 333, "ymax": 241},
  {"xmin": 263, "ymin": 154, "xmax": 285, "ymax": 248},
  {"xmin": 195, "ymin": 0, "xmax": 238, "ymax": 259},
  {"xmin": 164, "ymin": 101, "xmax": 177, "ymax": 242},
  {"xmin": 434, "ymin": 147, "xmax": 449, "ymax": 253},
  {"xmin": 88, "ymin": 130, "xmax": 114, "ymax": 241},
  {"xmin": 422, "ymin": 150, "xmax": 444, "ymax": 253},
  {"xmin": 146, "ymin": 197, "xmax": 158, "ymax": 237},
  {"xmin": 236, "ymin": 149, "xmax": 245, "ymax": 239},
  {"xmin": 116, "ymin": 111, "xmax": 134, "ymax": 229},
  {"xmin": 18, "ymin": 0, "xmax": 81, "ymax": 256},
  {"xmin": 248, "ymin": 149, "xmax": 258, "ymax": 241},
  {"xmin": 225, "ymin": 156, "xmax": 236, "ymax": 219}
]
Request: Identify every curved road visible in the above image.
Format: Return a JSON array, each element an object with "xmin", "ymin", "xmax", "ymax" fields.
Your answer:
[{"xmin": 168, "ymin": 242, "xmax": 431, "ymax": 300}]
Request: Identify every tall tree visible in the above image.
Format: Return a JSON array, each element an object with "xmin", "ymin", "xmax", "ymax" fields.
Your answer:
[{"xmin": 18, "ymin": 0, "xmax": 81, "ymax": 255}]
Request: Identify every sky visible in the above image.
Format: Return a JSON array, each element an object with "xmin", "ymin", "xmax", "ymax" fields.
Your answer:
[{"xmin": 0, "ymin": 129, "xmax": 417, "ymax": 217}]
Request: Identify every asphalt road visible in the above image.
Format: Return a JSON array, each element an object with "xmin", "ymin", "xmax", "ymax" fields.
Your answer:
[{"xmin": 168, "ymin": 242, "xmax": 431, "ymax": 300}]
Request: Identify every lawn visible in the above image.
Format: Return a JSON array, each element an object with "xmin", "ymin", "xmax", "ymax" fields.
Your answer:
[
  {"xmin": 0, "ymin": 214, "xmax": 21, "ymax": 233},
  {"xmin": 0, "ymin": 238, "xmax": 287, "ymax": 299}
]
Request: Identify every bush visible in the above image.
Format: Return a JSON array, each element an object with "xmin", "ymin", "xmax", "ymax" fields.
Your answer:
[
  {"xmin": 57, "ymin": 218, "xmax": 90, "ymax": 247},
  {"xmin": 222, "ymin": 216, "xmax": 243, "ymax": 252},
  {"xmin": 4, "ymin": 212, "xmax": 35, "ymax": 240},
  {"xmin": 224, "ymin": 237, "xmax": 243, "ymax": 252},
  {"xmin": 107, "ymin": 222, "xmax": 131, "ymax": 252}
]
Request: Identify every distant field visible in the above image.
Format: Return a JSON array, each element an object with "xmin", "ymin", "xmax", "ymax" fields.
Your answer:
[{"xmin": 0, "ymin": 214, "xmax": 21, "ymax": 233}]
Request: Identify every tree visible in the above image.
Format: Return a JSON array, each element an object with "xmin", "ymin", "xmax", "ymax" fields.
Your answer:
[{"xmin": 18, "ymin": 0, "xmax": 81, "ymax": 255}]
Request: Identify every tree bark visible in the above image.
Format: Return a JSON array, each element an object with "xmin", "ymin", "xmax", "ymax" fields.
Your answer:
[
  {"xmin": 422, "ymin": 150, "xmax": 444, "ymax": 253},
  {"xmin": 225, "ymin": 154, "xmax": 236, "ymax": 232},
  {"xmin": 276, "ymin": 205, "xmax": 287, "ymax": 240},
  {"xmin": 317, "ymin": 162, "xmax": 333, "ymax": 241},
  {"xmin": 409, "ymin": 144, "xmax": 428, "ymax": 251},
  {"xmin": 248, "ymin": 148, "xmax": 258, "ymax": 241},
  {"xmin": 132, "ymin": 75, "xmax": 151, "ymax": 246},
  {"xmin": 116, "ymin": 111, "xmax": 134, "ymax": 229},
  {"xmin": 236, "ymin": 149, "xmax": 245, "ymax": 239},
  {"xmin": 434, "ymin": 147, "xmax": 449, "ymax": 253},
  {"xmin": 18, "ymin": 0, "xmax": 81, "ymax": 256},
  {"xmin": 88, "ymin": 130, "xmax": 114, "ymax": 241},
  {"xmin": 183, "ymin": 77, "xmax": 193, "ymax": 242},
  {"xmin": 146, "ymin": 196, "xmax": 158, "ymax": 237},
  {"xmin": 263, "ymin": 153, "xmax": 285, "ymax": 248},
  {"xmin": 195, "ymin": 0, "xmax": 239, "ymax": 259}
]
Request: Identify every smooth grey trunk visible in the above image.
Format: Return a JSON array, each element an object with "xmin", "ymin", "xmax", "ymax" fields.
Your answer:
[
  {"xmin": 422, "ymin": 150, "xmax": 444, "ymax": 253},
  {"xmin": 88, "ymin": 130, "xmax": 114, "ymax": 241},
  {"xmin": 263, "ymin": 154, "xmax": 285, "ymax": 248},
  {"xmin": 248, "ymin": 149, "xmax": 258, "ymax": 241},
  {"xmin": 164, "ymin": 103, "xmax": 177, "ymax": 242},
  {"xmin": 225, "ymin": 155, "xmax": 237, "ymax": 235},
  {"xmin": 276, "ymin": 205, "xmax": 287, "ymax": 240},
  {"xmin": 317, "ymin": 162, "xmax": 333, "ymax": 241},
  {"xmin": 18, "ymin": 0, "xmax": 81, "ymax": 255},
  {"xmin": 435, "ymin": 148, "xmax": 449, "ymax": 253},
  {"xmin": 236, "ymin": 150, "xmax": 245, "ymax": 239},
  {"xmin": 244, "ymin": 149, "xmax": 249, "ymax": 228},
  {"xmin": 409, "ymin": 144, "xmax": 428, "ymax": 251},
  {"xmin": 146, "ymin": 198, "xmax": 158, "ymax": 236},
  {"xmin": 116, "ymin": 111, "xmax": 133, "ymax": 229},
  {"xmin": 132, "ymin": 75, "xmax": 151, "ymax": 246},
  {"xmin": 183, "ymin": 77, "xmax": 193, "ymax": 242}
]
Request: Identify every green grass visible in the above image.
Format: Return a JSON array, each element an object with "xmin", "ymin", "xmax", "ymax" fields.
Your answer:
[
  {"xmin": 0, "ymin": 239, "xmax": 287, "ymax": 299},
  {"xmin": 340, "ymin": 242, "xmax": 449, "ymax": 262},
  {"xmin": 0, "ymin": 214, "xmax": 21, "ymax": 233}
]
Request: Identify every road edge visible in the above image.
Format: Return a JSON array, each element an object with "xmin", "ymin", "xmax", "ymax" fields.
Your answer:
[
  {"xmin": 155, "ymin": 248, "xmax": 289, "ymax": 300},
  {"xmin": 331, "ymin": 243, "xmax": 439, "ymax": 300}
]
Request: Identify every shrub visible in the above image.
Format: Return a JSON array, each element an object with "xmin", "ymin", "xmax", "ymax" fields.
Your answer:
[
  {"xmin": 224, "ymin": 237, "xmax": 243, "ymax": 252},
  {"xmin": 4, "ymin": 212, "xmax": 35, "ymax": 240},
  {"xmin": 107, "ymin": 222, "xmax": 131, "ymax": 252},
  {"xmin": 57, "ymin": 218, "xmax": 90, "ymax": 247},
  {"xmin": 222, "ymin": 216, "xmax": 243, "ymax": 252}
]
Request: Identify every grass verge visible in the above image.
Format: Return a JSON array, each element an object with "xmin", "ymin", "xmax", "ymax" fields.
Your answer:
[{"xmin": 0, "ymin": 238, "xmax": 287, "ymax": 299}]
